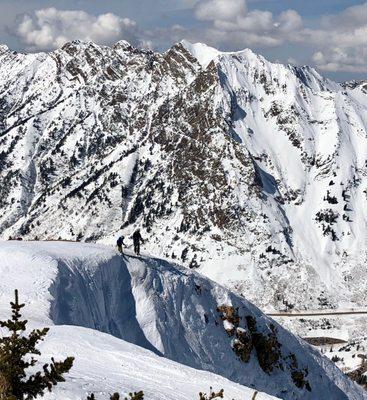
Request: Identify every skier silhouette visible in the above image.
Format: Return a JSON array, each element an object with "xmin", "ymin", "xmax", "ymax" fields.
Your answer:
[
  {"xmin": 116, "ymin": 235, "xmax": 125, "ymax": 254},
  {"xmin": 132, "ymin": 229, "xmax": 144, "ymax": 255}
]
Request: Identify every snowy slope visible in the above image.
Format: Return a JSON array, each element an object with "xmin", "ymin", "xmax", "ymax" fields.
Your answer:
[
  {"xmin": 40, "ymin": 326, "xmax": 274, "ymax": 400},
  {"xmin": 0, "ymin": 241, "xmax": 365, "ymax": 399},
  {"xmin": 311, "ymin": 336, "xmax": 367, "ymax": 384},
  {"xmin": 0, "ymin": 40, "xmax": 367, "ymax": 317}
]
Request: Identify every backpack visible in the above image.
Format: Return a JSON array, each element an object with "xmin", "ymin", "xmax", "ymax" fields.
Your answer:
[{"xmin": 117, "ymin": 236, "xmax": 124, "ymax": 246}]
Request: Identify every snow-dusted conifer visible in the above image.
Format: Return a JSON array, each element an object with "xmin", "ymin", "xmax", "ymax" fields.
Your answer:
[
  {"xmin": 0, "ymin": 290, "xmax": 74, "ymax": 399},
  {"xmin": 199, "ymin": 388, "xmax": 224, "ymax": 399}
]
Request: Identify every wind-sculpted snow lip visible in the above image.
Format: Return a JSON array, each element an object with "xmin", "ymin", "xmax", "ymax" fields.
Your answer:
[{"xmin": 0, "ymin": 241, "xmax": 365, "ymax": 399}]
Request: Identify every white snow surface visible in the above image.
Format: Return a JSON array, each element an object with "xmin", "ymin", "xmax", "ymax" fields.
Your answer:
[
  {"xmin": 319, "ymin": 337, "xmax": 367, "ymax": 378},
  {"xmin": 180, "ymin": 40, "xmax": 221, "ymax": 68},
  {"xmin": 39, "ymin": 326, "xmax": 274, "ymax": 400},
  {"xmin": 0, "ymin": 241, "xmax": 365, "ymax": 399},
  {"xmin": 0, "ymin": 39, "xmax": 366, "ymax": 322}
]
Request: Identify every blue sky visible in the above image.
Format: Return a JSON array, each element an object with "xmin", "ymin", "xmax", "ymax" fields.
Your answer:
[{"xmin": 1, "ymin": 0, "xmax": 367, "ymax": 81}]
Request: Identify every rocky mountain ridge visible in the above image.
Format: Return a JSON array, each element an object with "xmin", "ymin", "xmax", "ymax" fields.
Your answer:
[{"xmin": 0, "ymin": 40, "xmax": 366, "ymax": 313}]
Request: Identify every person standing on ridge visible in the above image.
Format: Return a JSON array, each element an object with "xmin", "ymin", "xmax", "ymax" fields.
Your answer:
[
  {"xmin": 116, "ymin": 235, "xmax": 125, "ymax": 254},
  {"xmin": 132, "ymin": 229, "xmax": 144, "ymax": 256}
]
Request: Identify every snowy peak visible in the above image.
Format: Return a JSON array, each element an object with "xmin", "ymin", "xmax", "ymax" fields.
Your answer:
[
  {"xmin": 180, "ymin": 39, "xmax": 262, "ymax": 67},
  {"xmin": 180, "ymin": 40, "xmax": 221, "ymax": 68},
  {"xmin": 180, "ymin": 40, "xmax": 332, "ymax": 92},
  {"xmin": 113, "ymin": 39, "xmax": 135, "ymax": 51},
  {"xmin": 0, "ymin": 44, "xmax": 9, "ymax": 55}
]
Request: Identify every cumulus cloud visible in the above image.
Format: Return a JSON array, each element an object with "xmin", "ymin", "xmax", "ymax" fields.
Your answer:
[
  {"xmin": 312, "ymin": 47, "xmax": 367, "ymax": 73},
  {"xmin": 195, "ymin": 0, "xmax": 247, "ymax": 22},
  {"xmin": 191, "ymin": 0, "xmax": 367, "ymax": 73},
  {"xmin": 193, "ymin": 0, "xmax": 303, "ymax": 48},
  {"xmin": 278, "ymin": 10, "xmax": 303, "ymax": 33},
  {"xmin": 304, "ymin": 3, "xmax": 367, "ymax": 73},
  {"xmin": 14, "ymin": 7, "xmax": 139, "ymax": 50},
  {"xmin": 320, "ymin": 2, "xmax": 367, "ymax": 30},
  {"xmin": 8, "ymin": 2, "xmax": 367, "ymax": 74}
]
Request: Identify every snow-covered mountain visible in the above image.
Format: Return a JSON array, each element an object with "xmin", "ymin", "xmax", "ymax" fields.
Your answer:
[
  {"xmin": 0, "ymin": 40, "xmax": 367, "ymax": 315},
  {"xmin": 0, "ymin": 241, "xmax": 365, "ymax": 399}
]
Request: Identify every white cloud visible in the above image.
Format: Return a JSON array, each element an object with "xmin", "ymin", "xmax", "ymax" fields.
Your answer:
[
  {"xmin": 312, "ymin": 47, "xmax": 367, "ymax": 73},
  {"xmin": 191, "ymin": 0, "xmax": 367, "ymax": 73},
  {"xmin": 320, "ymin": 2, "xmax": 367, "ymax": 30},
  {"xmin": 287, "ymin": 57, "xmax": 298, "ymax": 65},
  {"xmin": 14, "ymin": 7, "xmax": 139, "ymax": 50},
  {"xmin": 278, "ymin": 10, "xmax": 303, "ymax": 33},
  {"xmin": 193, "ymin": 0, "xmax": 303, "ymax": 48},
  {"xmin": 8, "ymin": 2, "xmax": 367, "ymax": 74},
  {"xmin": 302, "ymin": 3, "xmax": 367, "ymax": 73},
  {"xmin": 236, "ymin": 10, "xmax": 274, "ymax": 32},
  {"xmin": 195, "ymin": 0, "xmax": 247, "ymax": 22}
]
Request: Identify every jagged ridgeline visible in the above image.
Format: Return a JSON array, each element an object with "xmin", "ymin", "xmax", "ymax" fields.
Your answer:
[{"xmin": 0, "ymin": 40, "xmax": 367, "ymax": 311}]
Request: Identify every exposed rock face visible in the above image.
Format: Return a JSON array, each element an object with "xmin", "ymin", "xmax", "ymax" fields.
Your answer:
[
  {"xmin": 342, "ymin": 80, "xmax": 367, "ymax": 92},
  {"xmin": 0, "ymin": 40, "xmax": 367, "ymax": 312}
]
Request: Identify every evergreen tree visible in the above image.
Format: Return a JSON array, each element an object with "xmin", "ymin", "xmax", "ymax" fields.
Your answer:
[
  {"xmin": 0, "ymin": 289, "xmax": 74, "ymax": 399},
  {"xmin": 198, "ymin": 388, "xmax": 224, "ymax": 400},
  {"xmin": 87, "ymin": 391, "xmax": 144, "ymax": 400},
  {"xmin": 124, "ymin": 392, "xmax": 144, "ymax": 400}
]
